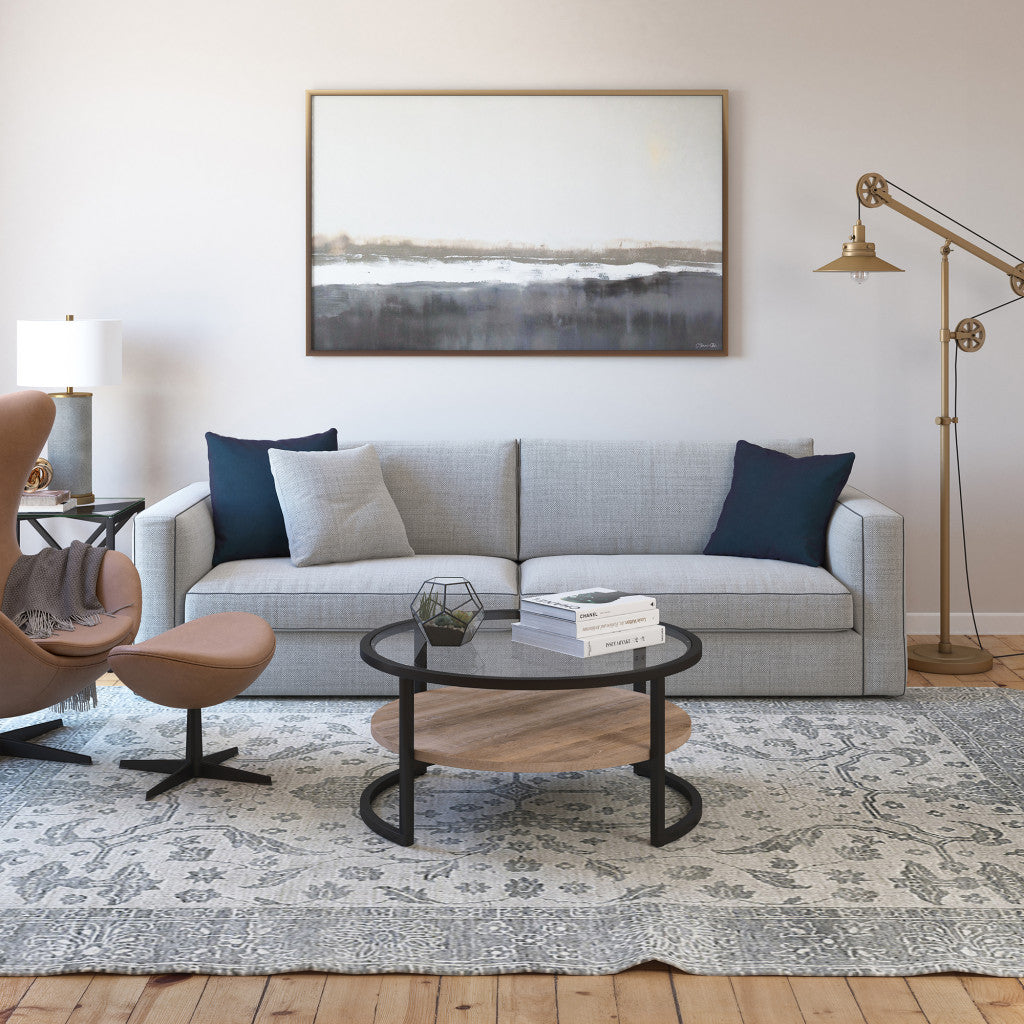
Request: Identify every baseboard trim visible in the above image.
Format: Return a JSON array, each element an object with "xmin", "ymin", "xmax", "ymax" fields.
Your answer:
[{"xmin": 905, "ymin": 613, "xmax": 1024, "ymax": 634}]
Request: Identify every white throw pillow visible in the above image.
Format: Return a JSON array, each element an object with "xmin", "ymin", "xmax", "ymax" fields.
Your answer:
[{"xmin": 268, "ymin": 445, "xmax": 414, "ymax": 566}]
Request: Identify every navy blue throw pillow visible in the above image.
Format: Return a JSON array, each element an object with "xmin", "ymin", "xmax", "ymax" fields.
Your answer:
[
  {"xmin": 703, "ymin": 441, "xmax": 855, "ymax": 566},
  {"xmin": 206, "ymin": 428, "xmax": 338, "ymax": 565}
]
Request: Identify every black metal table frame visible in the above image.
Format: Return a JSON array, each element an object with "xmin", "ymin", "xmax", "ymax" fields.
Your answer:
[
  {"xmin": 359, "ymin": 609, "xmax": 703, "ymax": 848},
  {"xmin": 16, "ymin": 498, "xmax": 146, "ymax": 551}
]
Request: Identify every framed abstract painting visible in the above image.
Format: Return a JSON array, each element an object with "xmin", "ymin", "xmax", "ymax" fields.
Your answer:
[{"xmin": 306, "ymin": 90, "xmax": 727, "ymax": 356}]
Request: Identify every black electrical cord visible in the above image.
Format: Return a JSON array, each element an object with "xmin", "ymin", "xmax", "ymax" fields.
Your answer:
[
  {"xmin": 952, "ymin": 343, "xmax": 1023, "ymax": 660},
  {"xmin": 952, "ymin": 346, "xmax": 984, "ymax": 647},
  {"xmin": 888, "ymin": 181, "xmax": 1024, "ymax": 265}
]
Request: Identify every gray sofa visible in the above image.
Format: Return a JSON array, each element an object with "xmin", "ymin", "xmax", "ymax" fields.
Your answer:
[{"xmin": 133, "ymin": 438, "xmax": 906, "ymax": 697}]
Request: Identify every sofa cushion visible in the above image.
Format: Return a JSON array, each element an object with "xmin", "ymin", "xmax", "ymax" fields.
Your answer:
[
  {"xmin": 704, "ymin": 441, "xmax": 855, "ymax": 566},
  {"xmin": 206, "ymin": 428, "xmax": 338, "ymax": 566},
  {"xmin": 518, "ymin": 439, "xmax": 814, "ymax": 559},
  {"xmin": 342, "ymin": 441, "xmax": 518, "ymax": 560},
  {"xmin": 185, "ymin": 554, "xmax": 519, "ymax": 631},
  {"xmin": 269, "ymin": 445, "xmax": 414, "ymax": 566},
  {"xmin": 519, "ymin": 554, "xmax": 852, "ymax": 632}
]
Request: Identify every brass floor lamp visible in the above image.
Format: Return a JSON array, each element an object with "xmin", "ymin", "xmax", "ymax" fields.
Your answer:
[{"xmin": 816, "ymin": 172, "xmax": 1024, "ymax": 674}]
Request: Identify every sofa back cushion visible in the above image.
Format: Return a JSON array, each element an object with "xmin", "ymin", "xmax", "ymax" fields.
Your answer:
[
  {"xmin": 518, "ymin": 439, "xmax": 814, "ymax": 558},
  {"xmin": 206, "ymin": 427, "xmax": 338, "ymax": 566},
  {"xmin": 341, "ymin": 440, "xmax": 518, "ymax": 559}
]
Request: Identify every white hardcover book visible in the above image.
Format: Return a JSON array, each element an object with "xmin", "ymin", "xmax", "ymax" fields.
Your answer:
[
  {"xmin": 520, "ymin": 587, "xmax": 657, "ymax": 622},
  {"xmin": 517, "ymin": 607, "xmax": 660, "ymax": 638},
  {"xmin": 19, "ymin": 498, "xmax": 77, "ymax": 512},
  {"xmin": 510, "ymin": 621, "xmax": 666, "ymax": 658},
  {"xmin": 19, "ymin": 489, "xmax": 72, "ymax": 506}
]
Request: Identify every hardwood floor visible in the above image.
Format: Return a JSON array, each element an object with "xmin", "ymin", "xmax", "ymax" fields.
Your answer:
[{"xmin": 5, "ymin": 636, "xmax": 1023, "ymax": 1023}]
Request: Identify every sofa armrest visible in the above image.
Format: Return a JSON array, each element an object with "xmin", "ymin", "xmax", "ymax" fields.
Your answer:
[
  {"xmin": 825, "ymin": 486, "xmax": 906, "ymax": 695},
  {"xmin": 133, "ymin": 482, "xmax": 214, "ymax": 642}
]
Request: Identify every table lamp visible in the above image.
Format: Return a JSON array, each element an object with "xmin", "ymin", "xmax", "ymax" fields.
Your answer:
[
  {"xmin": 816, "ymin": 173, "xmax": 1024, "ymax": 674},
  {"xmin": 16, "ymin": 315, "xmax": 123, "ymax": 505}
]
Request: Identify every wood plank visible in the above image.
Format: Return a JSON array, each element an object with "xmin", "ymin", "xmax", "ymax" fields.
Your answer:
[
  {"xmin": 670, "ymin": 975, "xmax": 743, "ymax": 1024},
  {"xmin": 253, "ymin": 974, "xmax": 326, "ymax": 1024},
  {"xmin": 9, "ymin": 976, "xmax": 93, "ymax": 1024},
  {"xmin": 125, "ymin": 974, "xmax": 207, "ymax": 1024},
  {"xmin": 919, "ymin": 672, "xmax": 989, "ymax": 688},
  {"xmin": 906, "ymin": 976, "xmax": 990, "ymax": 1024},
  {"xmin": 996, "ymin": 637, "xmax": 1024, "ymax": 681},
  {"xmin": 996, "ymin": 662, "xmax": 1024, "ymax": 684},
  {"xmin": 730, "ymin": 977, "xmax": 803, "ymax": 1024},
  {"xmin": 436, "ymin": 976, "xmax": 498, "ymax": 1024},
  {"xmin": 373, "ymin": 976, "xmax": 438, "ymax": 1024},
  {"xmin": 983, "ymin": 637, "xmax": 1018, "ymax": 656},
  {"xmin": 953, "ymin": 675, "xmax": 1008, "ymax": 688},
  {"xmin": 191, "ymin": 976, "xmax": 267, "ymax": 1024},
  {"xmin": 66, "ymin": 975, "xmax": 149, "ymax": 1024},
  {"xmin": 0, "ymin": 979, "xmax": 34, "ymax": 1024},
  {"xmin": 316, "ymin": 975, "xmax": 381, "ymax": 1024},
  {"xmin": 371, "ymin": 687, "xmax": 690, "ymax": 772},
  {"xmin": 614, "ymin": 965, "xmax": 680, "ymax": 1024},
  {"xmin": 971, "ymin": 662, "xmax": 1024, "ymax": 685},
  {"xmin": 847, "ymin": 978, "xmax": 927, "ymax": 1024},
  {"xmin": 496, "ymin": 975, "xmax": 557, "ymax": 1024},
  {"xmin": 555, "ymin": 975, "xmax": 618, "ymax": 1024},
  {"xmin": 789, "ymin": 977, "xmax": 866, "ymax": 1023},
  {"xmin": 957, "ymin": 976, "xmax": 1024, "ymax": 1024}
]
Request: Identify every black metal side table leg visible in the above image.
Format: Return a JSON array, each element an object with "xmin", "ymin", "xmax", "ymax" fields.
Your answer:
[
  {"xmin": 359, "ymin": 677, "xmax": 430, "ymax": 846},
  {"xmin": 634, "ymin": 677, "xmax": 702, "ymax": 847}
]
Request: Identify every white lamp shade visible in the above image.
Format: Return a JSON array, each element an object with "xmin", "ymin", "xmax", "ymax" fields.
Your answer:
[{"xmin": 16, "ymin": 318, "xmax": 123, "ymax": 388}]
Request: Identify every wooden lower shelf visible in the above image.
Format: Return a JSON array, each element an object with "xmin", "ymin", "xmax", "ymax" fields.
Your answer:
[{"xmin": 370, "ymin": 686, "xmax": 691, "ymax": 773}]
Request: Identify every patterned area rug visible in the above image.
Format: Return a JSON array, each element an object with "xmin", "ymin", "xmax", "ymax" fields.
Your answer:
[{"xmin": 3, "ymin": 687, "xmax": 1024, "ymax": 976}]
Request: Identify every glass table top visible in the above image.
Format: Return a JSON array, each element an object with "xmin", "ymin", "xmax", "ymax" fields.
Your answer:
[{"xmin": 364, "ymin": 610, "xmax": 700, "ymax": 689}]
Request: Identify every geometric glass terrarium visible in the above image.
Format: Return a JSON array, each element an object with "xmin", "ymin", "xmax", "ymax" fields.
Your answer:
[{"xmin": 410, "ymin": 576, "xmax": 484, "ymax": 646}]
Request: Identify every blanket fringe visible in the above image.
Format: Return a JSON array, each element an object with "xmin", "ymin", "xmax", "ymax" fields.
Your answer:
[
  {"xmin": 51, "ymin": 683, "xmax": 99, "ymax": 713},
  {"xmin": 11, "ymin": 608, "xmax": 103, "ymax": 640}
]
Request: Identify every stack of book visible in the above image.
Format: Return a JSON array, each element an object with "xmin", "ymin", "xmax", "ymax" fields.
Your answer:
[
  {"xmin": 511, "ymin": 587, "xmax": 664, "ymax": 658},
  {"xmin": 19, "ymin": 489, "xmax": 77, "ymax": 513}
]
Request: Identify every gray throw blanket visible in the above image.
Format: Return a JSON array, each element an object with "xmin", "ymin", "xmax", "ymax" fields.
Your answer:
[{"xmin": 2, "ymin": 540, "xmax": 110, "ymax": 711}]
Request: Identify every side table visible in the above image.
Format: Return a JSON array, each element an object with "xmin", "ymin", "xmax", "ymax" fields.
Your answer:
[{"xmin": 17, "ymin": 498, "xmax": 146, "ymax": 551}]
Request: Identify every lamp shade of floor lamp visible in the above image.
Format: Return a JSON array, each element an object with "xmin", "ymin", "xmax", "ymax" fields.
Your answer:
[{"xmin": 16, "ymin": 316, "xmax": 122, "ymax": 505}]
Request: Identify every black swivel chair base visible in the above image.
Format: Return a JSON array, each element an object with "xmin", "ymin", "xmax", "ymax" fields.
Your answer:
[
  {"xmin": 0, "ymin": 719, "xmax": 92, "ymax": 765},
  {"xmin": 119, "ymin": 707, "xmax": 271, "ymax": 800}
]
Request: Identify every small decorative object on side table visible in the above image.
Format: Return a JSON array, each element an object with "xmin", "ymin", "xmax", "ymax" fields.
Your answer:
[
  {"xmin": 411, "ymin": 576, "xmax": 483, "ymax": 647},
  {"xmin": 24, "ymin": 457, "xmax": 54, "ymax": 492},
  {"xmin": 17, "ymin": 497, "xmax": 145, "ymax": 551}
]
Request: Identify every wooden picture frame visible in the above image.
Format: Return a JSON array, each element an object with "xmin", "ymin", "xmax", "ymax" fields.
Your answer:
[{"xmin": 306, "ymin": 90, "xmax": 728, "ymax": 356}]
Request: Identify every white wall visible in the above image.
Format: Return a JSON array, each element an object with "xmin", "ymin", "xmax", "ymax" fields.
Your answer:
[{"xmin": 2, "ymin": 0, "xmax": 1022, "ymax": 628}]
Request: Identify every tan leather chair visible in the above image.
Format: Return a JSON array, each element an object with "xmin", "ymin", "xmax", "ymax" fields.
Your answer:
[{"xmin": 0, "ymin": 390, "xmax": 142, "ymax": 763}]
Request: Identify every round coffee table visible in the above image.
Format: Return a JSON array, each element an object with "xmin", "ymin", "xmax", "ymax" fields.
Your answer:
[{"xmin": 359, "ymin": 609, "xmax": 702, "ymax": 847}]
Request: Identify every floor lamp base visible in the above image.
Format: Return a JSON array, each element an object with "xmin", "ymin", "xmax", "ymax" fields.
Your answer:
[{"xmin": 908, "ymin": 643, "xmax": 993, "ymax": 675}]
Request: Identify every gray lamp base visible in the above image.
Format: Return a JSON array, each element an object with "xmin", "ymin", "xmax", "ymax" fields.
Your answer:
[
  {"xmin": 47, "ymin": 391, "xmax": 94, "ymax": 503},
  {"xmin": 908, "ymin": 642, "xmax": 993, "ymax": 675}
]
